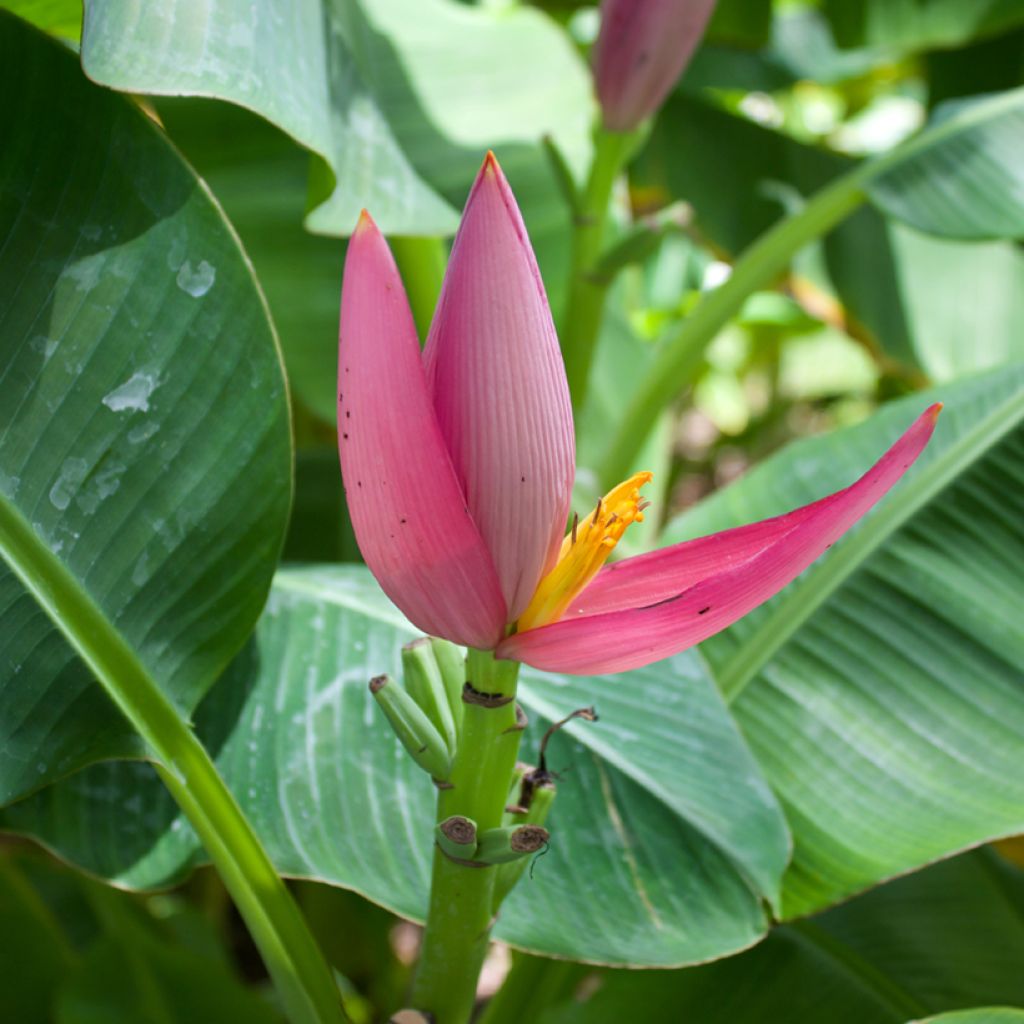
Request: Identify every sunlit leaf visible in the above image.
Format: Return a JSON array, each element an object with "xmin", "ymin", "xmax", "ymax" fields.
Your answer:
[{"xmin": 80, "ymin": 0, "xmax": 592, "ymax": 237}]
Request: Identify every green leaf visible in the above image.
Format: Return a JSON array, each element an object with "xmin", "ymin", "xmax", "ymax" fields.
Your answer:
[
  {"xmin": 823, "ymin": 0, "xmax": 1024, "ymax": 51},
  {"xmin": 152, "ymin": 94, "xmax": 580, "ymax": 426},
  {"xmin": 637, "ymin": 92, "xmax": 1024, "ymax": 379},
  {"xmin": 0, "ymin": 849, "xmax": 284, "ymax": 1024},
  {"xmin": 3, "ymin": 564, "xmax": 790, "ymax": 968},
  {"xmin": 913, "ymin": 1012, "xmax": 1024, "ymax": 1024},
  {"xmin": 662, "ymin": 364, "xmax": 1024, "ymax": 918},
  {"xmin": 705, "ymin": 0, "xmax": 772, "ymax": 48},
  {"xmin": 56, "ymin": 893, "xmax": 284, "ymax": 1024},
  {"xmin": 0, "ymin": 855, "xmax": 78, "ymax": 1023},
  {"xmin": 80, "ymin": 0, "xmax": 592, "ymax": 237},
  {"xmin": 0, "ymin": 12, "xmax": 290, "ymax": 801},
  {"xmin": 926, "ymin": 29, "xmax": 1024, "ymax": 109},
  {"xmin": 154, "ymin": 98, "xmax": 345, "ymax": 423},
  {"xmin": 818, "ymin": 211, "xmax": 1024, "ymax": 381},
  {"xmin": 1, "ymin": 0, "xmax": 81, "ymax": 39},
  {"xmin": 868, "ymin": 89, "xmax": 1024, "ymax": 241},
  {"xmin": 535, "ymin": 849, "xmax": 1024, "ymax": 1023},
  {"xmin": 686, "ymin": 7, "xmax": 889, "ymax": 96}
]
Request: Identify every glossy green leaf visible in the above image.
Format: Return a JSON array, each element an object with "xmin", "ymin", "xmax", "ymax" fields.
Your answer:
[
  {"xmin": 0, "ymin": 13, "xmax": 291, "ymax": 802},
  {"xmin": 536, "ymin": 849, "xmax": 1024, "ymax": 1023},
  {"xmin": 868, "ymin": 89, "xmax": 1024, "ymax": 241},
  {"xmin": 3, "ymin": 565, "xmax": 790, "ymax": 968},
  {"xmin": 823, "ymin": 0, "xmax": 1024, "ymax": 51},
  {"xmin": 913, "ymin": 1012, "xmax": 1024, "ymax": 1024},
  {"xmin": 662, "ymin": 364, "xmax": 1024, "ymax": 918},
  {"xmin": 80, "ymin": 0, "xmax": 592, "ymax": 237}
]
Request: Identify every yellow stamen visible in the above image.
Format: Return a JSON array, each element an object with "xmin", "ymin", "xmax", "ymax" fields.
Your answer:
[{"xmin": 517, "ymin": 472, "xmax": 653, "ymax": 631}]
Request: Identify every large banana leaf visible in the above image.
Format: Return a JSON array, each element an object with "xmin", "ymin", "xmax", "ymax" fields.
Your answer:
[
  {"xmin": 80, "ymin": 0, "xmax": 591, "ymax": 237},
  {"xmin": 662, "ymin": 364, "xmax": 1024, "ymax": 917},
  {"xmin": 868, "ymin": 89, "xmax": 1024, "ymax": 241},
  {"xmin": 0, "ymin": 13, "xmax": 291, "ymax": 802},
  {"xmin": 535, "ymin": 849, "xmax": 1024, "ymax": 1023},
  {"xmin": 2, "ymin": 565, "xmax": 790, "ymax": 968}
]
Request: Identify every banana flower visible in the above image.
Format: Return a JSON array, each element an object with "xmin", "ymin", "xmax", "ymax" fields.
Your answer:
[
  {"xmin": 593, "ymin": 0, "xmax": 718, "ymax": 133},
  {"xmin": 337, "ymin": 154, "xmax": 938, "ymax": 675}
]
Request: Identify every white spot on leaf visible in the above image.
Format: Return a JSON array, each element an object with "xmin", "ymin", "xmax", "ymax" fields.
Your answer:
[
  {"xmin": 49, "ymin": 457, "xmax": 89, "ymax": 510},
  {"xmin": 176, "ymin": 259, "xmax": 216, "ymax": 297},
  {"xmin": 103, "ymin": 372, "xmax": 159, "ymax": 413}
]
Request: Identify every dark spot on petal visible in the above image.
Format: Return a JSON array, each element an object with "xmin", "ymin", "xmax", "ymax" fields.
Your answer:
[
  {"xmin": 521, "ymin": 475, "xmax": 526, "ymax": 482},
  {"xmin": 400, "ymin": 518, "xmax": 407, "ymax": 524},
  {"xmin": 345, "ymin": 410, "xmax": 350, "ymax": 419},
  {"xmin": 342, "ymin": 432, "xmax": 349, "ymax": 440},
  {"xmin": 698, "ymin": 606, "xmax": 710, "ymax": 615}
]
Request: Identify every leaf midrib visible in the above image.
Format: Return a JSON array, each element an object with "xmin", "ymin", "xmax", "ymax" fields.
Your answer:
[{"xmin": 719, "ymin": 386, "xmax": 1024, "ymax": 703}]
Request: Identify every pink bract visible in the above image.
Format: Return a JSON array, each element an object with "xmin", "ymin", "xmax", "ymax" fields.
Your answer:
[{"xmin": 338, "ymin": 153, "xmax": 941, "ymax": 675}]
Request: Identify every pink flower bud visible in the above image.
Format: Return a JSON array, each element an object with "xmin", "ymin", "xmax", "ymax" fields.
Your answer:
[{"xmin": 593, "ymin": 0, "xmax": 717, "ymax": 133}]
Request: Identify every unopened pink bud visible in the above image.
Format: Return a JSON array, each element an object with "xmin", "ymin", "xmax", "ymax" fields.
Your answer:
[{"xmin": 593, "ymin": 0, "xmax": 717, "ymax": 133}]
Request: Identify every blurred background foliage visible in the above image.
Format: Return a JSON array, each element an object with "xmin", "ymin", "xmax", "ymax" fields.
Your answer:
[{"xmin": 2, "ymin": 0, "xmax": 1023, "ymax": 1020}]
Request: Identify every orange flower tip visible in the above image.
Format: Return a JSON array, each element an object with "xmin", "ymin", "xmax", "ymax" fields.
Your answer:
[
  {"xmin": 929, "ymin": 402, "xmax": 944, "ymax": 420},
  {"xmin": 354, "ymin": 209, "xmax": 377, "ymax": 235},
  {"xmin": 482, "ymin": 150, "xmax": 501, "ymax": 175}
]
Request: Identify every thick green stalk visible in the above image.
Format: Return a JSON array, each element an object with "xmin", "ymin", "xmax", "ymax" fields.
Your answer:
[
  {"xmin": 597, "ymin": 163, "xmax": 875, "ymax": 489},
  {"xmin": 411, "ymin": 649, "xmax": 523, "ymax": 1024},
  {"xmin": 390, "ymin": 235, "xmax": 447, "ymax": 341},
  {"xmin": 561, "ymin": 128, "xmax": 635, "ymax": 412},
  {"xmin": 0, "ymin": 497, "xmax": 345, "ymax": 1024}
]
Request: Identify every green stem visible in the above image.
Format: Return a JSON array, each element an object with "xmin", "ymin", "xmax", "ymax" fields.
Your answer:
[
  {"xmin": 561, "ymin": 128, "xmax": 634, "ymax": 413},
  {"xmin": 588, "ymin": 86, "xmax": 1022, "ymax": 484},
  {"xmin": 411, "ymin": 649, "xmax": 523, "ymax": 1024},
  {"xmin": 390, "ymin": 236, "xmax": 447, "ymax": 342},
  {"xmin": 597, "ymin": 163, "xmax": 874, "ymax": 489},
  {"xmin": 477, "ymin": 952, "xmax": 585, "ymax": 1024},
  {"xmin": 0, "ymin": 498, "xmax": 345, "ymax": 1024}
]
